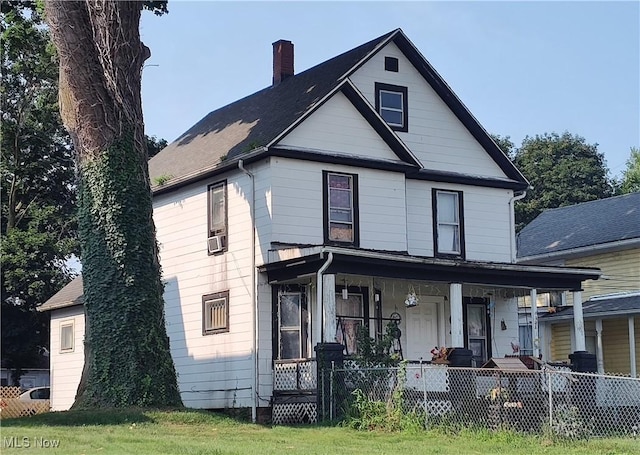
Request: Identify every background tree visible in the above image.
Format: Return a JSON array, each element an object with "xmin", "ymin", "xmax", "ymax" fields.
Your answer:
[
  {"xmin": 491, "ymin": 134, "xmax": 515, "ymax": 159},
  {"xmin": 618, "ymin": 147, "xmax": 640, "ymax": 194},
  {"xmin": 43, "ymin": 0, "xmax": 181, "ymax": 408},
  {"xmin": 145, "ymin": 135, "xmax": 168, "ymax": 159},
  {"xmin": 1, "ymin": 0, "xmax": 78, "ymax": 384},
  {"xmin": 511, "ymin": 132, "xmax": 614, "ymax": 230}
]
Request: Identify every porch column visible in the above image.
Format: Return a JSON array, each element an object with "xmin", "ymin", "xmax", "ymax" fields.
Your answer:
[
  {"xmin": 629, "ymin": 316, "xmax": 637, "ymax": 378},
  {"xmin": 595, "ymin": 319, "xmax": 604, "ymax": 374},
  {"xmin": 572, "ymin": 290, "xmax": 586, "ymax": 352},
  {"xmin": 323, "ymin": 274, "xmax": 337, "ymax": 343},
  {"xmin": 530, "ymin": 289, "xmax": 539, "ymax": 358},
  {"xmin": 449, "ymin": 283, "xmax": 464, "ymax": 347}
]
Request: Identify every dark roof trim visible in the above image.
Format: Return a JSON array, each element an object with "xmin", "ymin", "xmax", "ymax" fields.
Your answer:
[
  {"xmin": 340, "ymin": 82, "xmax": 420, "ymax": 166},
  {"xmin": 338, "ymin": 29, "xmax": 400, "ymax": 81},
  {"xmin": 153, "ymin": 147, "xmax": 419, "ymax": 196},
  {"xmin": 409, "ymin": 168, "xmax": 529, "ymax": 191},
  {"xmin": 390, "ymin": 31, "xmax": 528, "ymax": 186},
  {"xmin": 270, "ymin": 147, "xmax": 417, "ymax": 172},
  {"xmin": 259, "ymin": 249, "xmax": 600, "ymax": 291}
]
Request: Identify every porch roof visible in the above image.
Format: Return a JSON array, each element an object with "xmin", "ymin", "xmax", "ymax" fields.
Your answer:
[
  {"xmin": 539, "ymin": 292, "xmax": 640, "ymax": 321},
  {"xmin": 259, "ymin": 246, "xmax": 600, "ymax": 291}
]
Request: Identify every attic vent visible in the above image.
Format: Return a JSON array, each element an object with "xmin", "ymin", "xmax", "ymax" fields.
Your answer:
[
  {"xmin": 385, "ymin": 57, "xmax": 398, "ymax": 72},
  {"xmin": 207, "ymin": 236, "xmax": 224, "ymax": 255}
]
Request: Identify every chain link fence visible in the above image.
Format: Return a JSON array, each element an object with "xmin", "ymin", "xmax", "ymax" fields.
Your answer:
[{"xmin": 322, "ymin": 363, "xmax": 640, "ymax": 438}]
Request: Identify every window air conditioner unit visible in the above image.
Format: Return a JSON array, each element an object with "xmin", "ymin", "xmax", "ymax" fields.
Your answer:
[{"xmin": 207, "ymin": 236, "xmax": 223, "ymax": 254}]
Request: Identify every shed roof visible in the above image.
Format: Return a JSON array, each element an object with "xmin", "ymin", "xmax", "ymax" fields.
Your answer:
[{"xmin": 37, "ymin": 276, "xmax": 84, "ymax": 312}]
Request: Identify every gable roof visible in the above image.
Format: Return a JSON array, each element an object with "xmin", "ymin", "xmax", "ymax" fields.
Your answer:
[
  {"xmin": 517, "ymin": 192, "xmax": 640, "ymax": 260},
  {"xmin": 149, "ymin": 29, "xmax": 528, "ymax": 194},
  {"xmin": 37, "ymin": 276, "xmax": 84, "ymax": 312},
  {"xmin": 539, "ymin": 292, "xmax": 640, "ymax": 320}
]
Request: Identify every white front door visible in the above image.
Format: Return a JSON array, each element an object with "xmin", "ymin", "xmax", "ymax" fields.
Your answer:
[{"xmin": 405, "ymin": 297, "xmax": 441, "ymax": 361}]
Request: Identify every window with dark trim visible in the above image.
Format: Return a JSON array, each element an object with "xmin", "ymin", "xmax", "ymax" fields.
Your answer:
[
  {"xmin": 60, "ymin": 321, "xmax": 74, "ymax": 353},
  {"xmin": 276, "ymin": 286, "xmax": 309, "ymax": 360},
  {"xmin": 384, "ymin": 57, "xmax": 399, "ymax": 72},
  {"xmin": 463, "ymin": 297, "xmax": 491, "ymax": 366},
  {"xmin": 207, "ymin": 181, "xmax": 227, "ymax": 254},
  {"xmin": 375, "ymin": 82, "xmax": 408, "ymax": 132},
  {"xmin": 323, "ymin": 171, "xmax": 359, "ymax": 246},
  {"xmin": 432, "ymin": 189, "xmax": 465, "ymax": 258},
  {"xmin": 335, "ymin": 286, "xmax": 369, "ymax": 356},
  {"xmin": 202, "ymin": 291, "xmax": 229, "ymax": 335}
]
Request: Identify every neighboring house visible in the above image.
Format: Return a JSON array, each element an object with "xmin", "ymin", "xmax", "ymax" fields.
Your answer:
[
  {"xmin": 40, "ymin": 29, "xmax": 600, "ymax": 419},
  {"xmin": 0, "ymin": 356, "xmax": 50, "ymax": 390},
  {"xmin": 517, "ymin": 193, "xmax": 640, "ymax": 376}
]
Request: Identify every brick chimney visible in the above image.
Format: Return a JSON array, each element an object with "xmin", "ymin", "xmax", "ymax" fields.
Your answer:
[{"xmin": 272, "ymin": 40, "xmax": 294, "ymax": 86}]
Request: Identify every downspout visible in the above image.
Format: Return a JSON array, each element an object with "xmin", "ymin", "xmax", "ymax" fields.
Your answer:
[
  {"xmin": 316, "ymin": 250, "xmax": 333, "ymax": 345},
  {"xmin": 509, "ymin": 189, "xmax": 527, "ymax": 262},
  {"xmin": 238, "ymin": 159, "xmax": 257, "ymax": 422}
]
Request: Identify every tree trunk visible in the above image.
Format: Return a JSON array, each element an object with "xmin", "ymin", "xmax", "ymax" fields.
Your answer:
[{"xmin": 44, "ymin": 0, "xmax": 181, "ymax": 408}]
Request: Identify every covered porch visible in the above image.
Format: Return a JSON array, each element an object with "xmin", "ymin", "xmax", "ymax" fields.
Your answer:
[
  {"xmin": 262, "ymin": 246, "xmax": 601, "ymax": 424},
  {"xmin": 261, "ymin": 246, "xmax": 601, "ymax": 369}
]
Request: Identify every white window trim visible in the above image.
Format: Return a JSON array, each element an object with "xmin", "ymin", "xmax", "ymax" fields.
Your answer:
[
  {"xmin": 60, "ymin": 321, "xmax": 74, "ymax": 353},
  {"xmin": 379, "ymin": 89, "xmax": 404, "ymax": 128}
]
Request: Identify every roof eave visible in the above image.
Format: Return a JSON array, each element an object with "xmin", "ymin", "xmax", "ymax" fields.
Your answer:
[{"xmin": 517, "ymin": 238, "xmax": 640, "ymax": 263}]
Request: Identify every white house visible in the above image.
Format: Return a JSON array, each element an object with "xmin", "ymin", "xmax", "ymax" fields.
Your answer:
[{"xmin": 40, "ymin": 29, "xmax": 600, "ymax": 420}]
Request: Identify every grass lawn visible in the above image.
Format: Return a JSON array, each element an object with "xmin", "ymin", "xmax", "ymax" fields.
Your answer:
[{"xmin": 1, "ymin": 408, "xmax": 638, "ymax": 454}]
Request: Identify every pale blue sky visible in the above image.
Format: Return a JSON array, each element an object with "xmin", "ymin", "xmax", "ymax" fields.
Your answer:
[{"xmin": 139, "ymin": 1, "xmax": 639, "ymax": 178}]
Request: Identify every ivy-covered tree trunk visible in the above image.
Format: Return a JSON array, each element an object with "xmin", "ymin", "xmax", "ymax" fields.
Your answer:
[{"xmin": 44, "ymin": 0, "xmax": 181, "ymax": 408}]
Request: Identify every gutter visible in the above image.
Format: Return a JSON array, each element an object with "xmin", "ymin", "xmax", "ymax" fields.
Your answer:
[
  {"xmin": 238, "ymin": 159, "xmax": 258, "ymax": 423},
  {"xmin": 509, "ymin": 190, "xmax": 527, "ymax": 262}
]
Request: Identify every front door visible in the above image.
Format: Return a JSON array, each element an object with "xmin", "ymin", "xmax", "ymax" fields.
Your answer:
[{"xmin": 406, "ymin": 298, "xmax": 439, "ymax": 361}]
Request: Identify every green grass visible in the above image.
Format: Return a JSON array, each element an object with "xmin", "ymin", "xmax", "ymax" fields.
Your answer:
[{"xmin": 0, "ymin": 408, "xmax": 637, "ymax": 454}]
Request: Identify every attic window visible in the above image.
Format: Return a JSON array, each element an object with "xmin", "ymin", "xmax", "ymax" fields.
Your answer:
[
  {"xmin": 384, "ymin": 57, "xmax": 398, "ymax": 72},
  {"xmin": 375, "ymin": 82, "xmax": 408, "ymax": 132}
]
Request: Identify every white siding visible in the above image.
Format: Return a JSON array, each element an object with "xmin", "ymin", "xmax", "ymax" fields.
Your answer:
[
  {"xmin": 49, "ymin": 306, "xmax": 85, "ymax": 411},
  {"xmin": 406, "ymin": 180, "xmax": 512, "ymax": 262},
  {"xmin": 349, "ymin": 42, "xmax": 507, "ymax": 178},
  {"xmin": 153, "ymin": 163, "xmax": 263, "ymax": 409},
  {"xmin": 278, "ymin": 92, "xmax": 401, "ymax": 161},
  {"xmin": 270, "ymin": 157, "xmax": 407, "ymax": 251}
]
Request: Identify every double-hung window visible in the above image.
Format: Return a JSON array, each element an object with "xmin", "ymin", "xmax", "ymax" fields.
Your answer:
[
  {"xmin": 375, "ymin": 83, "xmax": 408, "ymax": 132},
  {"xmin": 60, "ymin": 322, "xmax": 74, "ymax": 353},
  {"xmin": 202, "ymin": 291, "xmax": 229, "ymax": 335},
  {"xmin": 277, "ymin": 290, "xmax": 308, "ymax": 360},
  {"xmin": 323, "ymin": 171, "xmax": 359, "ymax": 246},
  {"xmin": 433, "ymin": 189, "xmax": 465, "ymax": 257},
  {"xmin": 207, "ymin": 181, "xmax": 227, "ymax": 254}
]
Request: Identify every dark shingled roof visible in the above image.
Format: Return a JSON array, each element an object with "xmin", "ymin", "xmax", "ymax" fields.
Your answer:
[
  {"xmin": 517, "ymin": 192, "xmax": 640, "ymax": 259},
  {"xmin": 148, "ymin": 29, "xmax": 528, "ymax": 192},
  {"xmin": 148, "ymin": 30, "xmax": 396, "ymax": 184},
  {"xmin": 540, "ymin": 293, "xmax": 640, "ymax": 320},
  {"xmin": 37, "ymin": 276, "xmax": 84, "ymax": 312}
]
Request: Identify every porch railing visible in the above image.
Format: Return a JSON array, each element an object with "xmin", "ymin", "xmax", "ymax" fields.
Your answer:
[{"xmin": 273, "ymin": 359, "xmax": 317, "ymax": 391}]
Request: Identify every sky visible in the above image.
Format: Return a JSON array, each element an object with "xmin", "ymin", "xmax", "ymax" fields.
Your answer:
[{"xmin": 139, "ymin": 1, "xmax": 639, "ymax": 179}]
